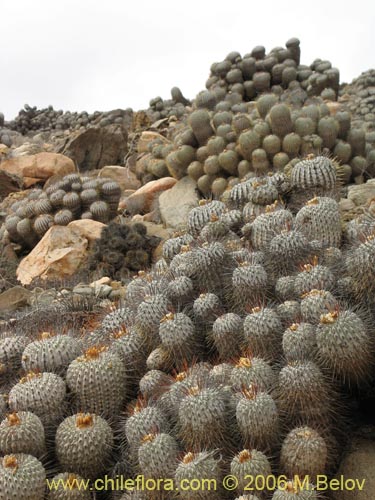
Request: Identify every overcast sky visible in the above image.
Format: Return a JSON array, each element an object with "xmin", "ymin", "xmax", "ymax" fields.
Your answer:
[{"xmin": 1, "ymin": 0, "xmax": 374, "ymax": 120}]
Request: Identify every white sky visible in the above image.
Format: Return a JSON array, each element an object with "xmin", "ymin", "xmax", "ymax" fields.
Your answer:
[{"xmin": 1, "ymin": 0, "xmax": 374, "ymax": 120}]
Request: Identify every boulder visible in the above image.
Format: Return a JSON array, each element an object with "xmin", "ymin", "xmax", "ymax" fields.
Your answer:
[
  {"xmin": 98, "ymin": 165, "xmax": 141, "ymax": 190},
  {"xmin": 137, "ymin": 131, "xmax": 170, "ymax": 154},
  {"xmin": 62, "ymin": 125, "xmax": 127, "ymax": 171},
  {"xmin": 348, "ymin": 180, "xmax": 375, "ymax": 206},
  {"xmin": 0, "ymin": 170, "xmax": 23, "ymax": 200},
  {"xmin": 16, "ymin": 221, "xmax": 104, "ymax": 285},
  {"xmin": 0, "ymin": 152, "xmax": 75, "ymax": 187},
  {"xmin": 122, "ymin": 177, "xmax": 177, "ymax": 214},
  {"xmin": 0, "ymin": 286, "xmax": 32, "ymax": 313},
  {"xmin": 158, "ymin": 177, "xmax": 199, "ymax": 230},
  {"xmin": 332, "ymin": 437, "xmax": 375, "ymax": 500},
  {"xmin": 67, "ymin": 219, "xmax": 105, "ymax": 242}
]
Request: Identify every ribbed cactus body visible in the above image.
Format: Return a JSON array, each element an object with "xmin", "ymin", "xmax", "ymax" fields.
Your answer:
[
  {"xmin": 9, "ymin": 371, "xmax": 66, "ymax": 426},
  {"xmin": 47, "ymin": 472, "xmax": 91, "ymax": 499},
  {"xmin": 316, "ymin": 310, "xmax": 373, "ymax": 384},
  {"xmin": 56, "ymin": 413, "xmax": 114, "ymax": 479},
  {"xmin": 0, "ymin": 411, "xmax": 46, "ymax": 457},
  {"xmin": 66, "ymin": 347, "xmax": 127, "ymax": 418},
  {"xmin": 280, "ymin": 426, "xmax": 327, "ymax": 481},
  {"xmin": 0, "ymin": 454, "xmax": 46, "ymax": 500},
  {"xmin": 230, "ymin": 449, "xmax": 272, "ymax": 496},
  {"xmin": 22, "ymin": 333, "xmax": 81, "ymax": 374}
]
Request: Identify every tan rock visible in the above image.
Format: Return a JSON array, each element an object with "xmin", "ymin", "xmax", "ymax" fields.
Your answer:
[
  {"xmin": 159, "ymin": 177, "xmax": 199, "ymax": 229},
  {"xmin": 0, "ymin": 286, "xmax": 32, "ymax": 313},
  {"xmin": 16, "ymin": 222, "xmax": 103, "ymax": 285},
  {"xmin": 99, "ymin": 165, "xmax": 141, "ymax": 190},
  {"xmin": 339, "ymin": 198, "xmax": 356, "ymax": 211},
  {"xmin": 348, "ymin": 182, "xmax": 375, "ymax": 206},
  {"xmin": 124, "ymin": 177, "xmax": 177, "ymax": 214},
  {"xmin": 0, "ymin": 144, "xmax": 9, "ymax": 156},
  {"xmin": 0, "ymin": 152, "xmax": 75, "ymax": 186},
  {"xmin": 90, "ymin": 276, "xmax": 111, "ymax": 287},
  {"xmin": 326, "ymin": 101, "xmax": 342, "ymax": 116},
  {"xmin": 137, "ymin": 131, "xmax": 170, "ymax": 154},
  {"xmin": 332, "ymin": 437, "xmax": 375, "ymax": 500},
  {"xmin": 67, "ymin": 219, "xmax": 106, "ymax": 242}
]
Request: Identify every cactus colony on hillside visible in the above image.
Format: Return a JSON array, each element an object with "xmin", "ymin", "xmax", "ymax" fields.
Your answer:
[{"xmin": 1, "ymin": 152, "xmax": 374, "ymax": 499}]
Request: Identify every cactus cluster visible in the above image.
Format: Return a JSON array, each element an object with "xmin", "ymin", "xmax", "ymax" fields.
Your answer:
[
  {"xmin": 87, "ymin": 221, "xmax": 161, "ymax": 280},
  {"xmin": 140, "ymin": 37, "xmax": 374, "ymax": 192},
  {"xmin": 3, "ymin": 173, "xmax": 122, "ymax": 249},
  {"xmin": 6, "ymin": 104, "xmax": 133, "ymax": 135},
  {"xmin": 1, "ymin": 151, "xmax": 374, "ymax": 498}
]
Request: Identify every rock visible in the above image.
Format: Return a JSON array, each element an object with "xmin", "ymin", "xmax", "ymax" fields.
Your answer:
[
  {"xmin": 0, "ymin": 170, "xmax": 23, "ymax": 200},
  {"xmin": 123, "ymin": 177, "xmax": 177, "ymax": 214},
  {"xmin": 332, "ymin": 437, "xmax": 375, "ymax": 500},
  {"xmin": 339, "ymin": 198, "xmax": 356, "ymax": 211},
  {"xmin": 67, "ymin": 219, "xmax": 106, "ymax": 242},
  {"xmin": 16, "ymin": 223, "xmax": 102, "ymax": 285},
  {"xmin": 98, "ymin": 165, "xmax": 141, "ymax": 190},
  {"xmin": 135, "ymin": 153, "xmax": 151, "ymax": 179},
  {"xmin": 73, "ymin": 285, "xmax": 93, "ymax": 296},
  {"xmin": 0, "ymin": 152, "xmax": 75, "ymax": 187},
  {"xmin": 0, "ymin": 286, "xmax": 32, "ymax": 313},
  {"xmin": 348, "ymin": 181, "xmax": 375, "ymax": 206},
  {"xmin": 62, "ymin": 125, "xmax": 127, "ymax": 171},
  {"xmin": 0, "ymin": 144, "xmax": 9, "ymax": 156},
  {"xmin": 95, "ymin": 284, "xmax": 112, "ymax": 298},
  {"xmin": 10, "ymin": 142, "xmax": 46, "ymax": 157},
  {"xmin": 29, "ymin": 288, "xmax": 57, "ymax": 307},
  {"xmin": 90, "ymin": 276, "xmax": 111, "ymax": 287},
  {"xmin": 158, "ymin": 177, "xmax": 199, "ymax": 230},
  {"xmin": 137, "ymin": 131, "xmax": 170, "ymax": 154}
]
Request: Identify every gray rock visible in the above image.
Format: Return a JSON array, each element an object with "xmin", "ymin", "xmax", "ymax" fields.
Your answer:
[
  {"xmin": 61, "ymin": 125, "xmax": 128, "ymax": 171},
  {"xmin": 158, "ymin": 176, "xmax": 199, "ymax": 230},
  {"xmin": 0, "ymin": 286, "xmax": 32, "ymax": 314},
  {"xmin": 332, "ymin": 437, "xmax": 375, "ymax": 500},
  {"xmin": 0, "ymin": 170, "xmax": 23, "ymax": 200},
  {"xmin": 73, "ymin": 285, "xmax": 93, "ymax": 296}
]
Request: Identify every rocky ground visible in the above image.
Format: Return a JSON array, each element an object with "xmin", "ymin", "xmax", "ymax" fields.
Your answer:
[{"xmin": 1, "ymin": 38, "xmax": 375, "ymax": 499}]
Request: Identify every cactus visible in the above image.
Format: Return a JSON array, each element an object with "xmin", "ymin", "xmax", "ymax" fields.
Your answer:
[
  {"xmin": 211, "ymin": 313, "xmax": 243, "ymax": 360},
  {"xmin": 282, "ymin": 323, "xmax": 317, "ymax": 362},
  {"xmin": 21, "ymin": 332, "xmax": 81, "ymax": 374},
  {"xmin": 235, "ymin": 385, "xmax": 280, "ymax": 451},
  {"xmin": 56, "ymin": 413, "xmax": 114, "ymax": 479},
  {"xmin": 0, "ymin": 454, "xmax": 46, "ymax": 500},
  {"xmin": 174, "ymin": 451, "xmax": 222, "ymax": 500},
  {"xmin": 0, "ymin": 411, "xmax": 46, "ymax": 457},
  {"xmin": 230, "ymin": 356, "xmax": 276, "ymax": 393},
  {"xmin": 178, "ymin": 385, "xmax": 230, "ymax": 450},
  {"xmin": 295, "ymin": 197, "xmax": 341, "ymax": 248},
  {"xmin": 243, "ymin": 306, "xmax": 282, "ymax": 361},
  {"xmin": 47, "ymin": 472, "xmax": 91, "ymax": 499},
  {"xmin": 230, "ymin": 449, "xmax": 272, "ymax": 496},
  {"xmin": 277, "ymin": 361, "xmax": 333, "ymax": 426},
  {"xmin": 280, "ymin": 426, "xmax": 327, "ymax": 481},
  {"xmin": 300, "ymin": 289, "xmax": 338, "ymax": 324},
  {"xmin": 0, "ymin": 335, "xmax": 29, "ymax": 378},
  {"xmin": 316, "ymin": 310, "xmax": 373, "ymax": 384},
  {"xmin": 66, "ymin": 346, "xmax": 127, "ymax": 418},
  {"xmin": 8, "ymin": 371, "xmax": 66, "ymax": 426},
  {"xmin": 137, "ymin": 432, "xmax": 180, "ymax": 479}
]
